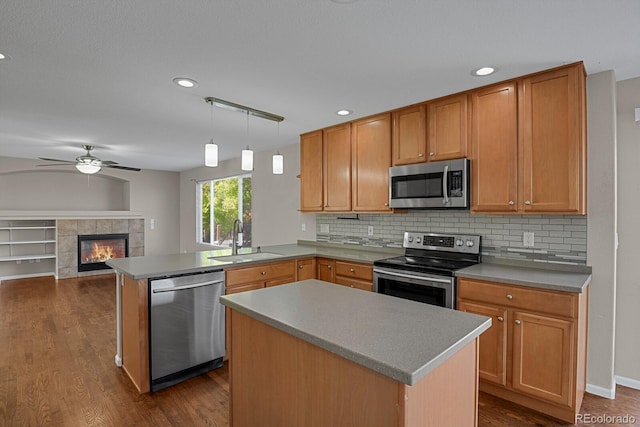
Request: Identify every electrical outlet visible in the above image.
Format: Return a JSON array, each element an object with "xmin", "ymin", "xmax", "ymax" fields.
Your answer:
[
  {"xmin": 367, "ymin": 226, "xmax": 374, "ymax": 236},
  {"xmin": 150, "ymin": 218, "xmax": 155, "ymax": 230},
  {"xmin": 320, "ymin": 224, "xmax": 329, "ymax": 234},
  {"xmin": 301, "ymin": 223, "xmax": 306, "ymax": 232},
  {"xmin": 523, "ymin": 232, "xmax": 535, "ymax": 248}
]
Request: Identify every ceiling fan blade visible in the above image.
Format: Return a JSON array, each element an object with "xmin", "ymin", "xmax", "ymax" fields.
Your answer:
[
  {"xmin": 38, "ymin": 157, "xmax": 76, "ymax": 164},
  {"xmin": 101, "ymin": 160, "xmax": 119, "ymax": 165},
  {"xmin": 36, "ymin": 164, "xmax": 74, "ymax": 167},
  {"xmin": 105, "ymin": 165, "xmax": 141, "ymax": 172}
]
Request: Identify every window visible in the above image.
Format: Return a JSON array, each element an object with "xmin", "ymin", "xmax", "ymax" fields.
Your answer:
[{"xmin": 197, "ymin": 174, "xmax": 252, "ymax": 249}]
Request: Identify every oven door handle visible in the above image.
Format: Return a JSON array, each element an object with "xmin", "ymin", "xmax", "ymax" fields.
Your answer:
[{"xmin": 374, "ymin": 268, "xmax": 452, "ymax": 284}]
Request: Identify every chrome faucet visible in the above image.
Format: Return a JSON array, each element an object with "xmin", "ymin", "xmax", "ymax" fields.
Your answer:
[{"xmin": 232, "ymin": 219, "xmax": 243, "ymax": 255}]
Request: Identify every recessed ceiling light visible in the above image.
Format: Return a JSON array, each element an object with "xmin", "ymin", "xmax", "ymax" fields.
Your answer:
[
  {"xmin": 472, "ymin": 66, "xmax": 497, "ymax": 77},
  {"xmin": 0, "ymin": 52, "xmax": 9, "ymax": 60},
  {"xmin": 336, "ymin": 109, "xmax": 352, "ymax": 116},
  {"xmin": 172, "ymin": 77, "xmax": 198, "ymax": 88}
]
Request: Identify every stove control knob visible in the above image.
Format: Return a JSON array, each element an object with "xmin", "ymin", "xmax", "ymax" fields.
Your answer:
[
  {"xmin": 465, "ymin": 240, "xmax": 474, "ymax": 247},
  {"xmin": 416, "ymin": 237, "xmax": 422, "ymax": 244},
  {"xmin": 456, "ymin": 239, "xmax": 464, "ymax": 246},
  {"xmin": 407, "ymin": 235, "xmax": 413, "ymax": 243}
]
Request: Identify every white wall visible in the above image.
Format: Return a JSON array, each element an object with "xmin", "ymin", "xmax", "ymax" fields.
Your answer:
[
  {"xmin": 614, "ymin": 76, "xmax": 640, "ymax": 386},
  {"xmin": 586, "ymin": 71, "xmax": 618, "ymax": 397},
  {"xmin": 179, "ymin": 142, "xmax": 316, "ymax": 253},
  {"xmin": 0, "ymin": 156, "xmax": 181, "ymax": 256}
]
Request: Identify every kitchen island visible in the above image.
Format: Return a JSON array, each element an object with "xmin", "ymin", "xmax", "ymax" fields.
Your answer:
[{"xmin": 221, "ymin": 280, "xmax": 491, "ymax": 427}]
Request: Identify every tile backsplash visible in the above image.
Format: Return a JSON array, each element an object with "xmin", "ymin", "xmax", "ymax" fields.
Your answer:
[{"xmin": 316, "ymin": 211, "xmax": 587, "ymax": 265}]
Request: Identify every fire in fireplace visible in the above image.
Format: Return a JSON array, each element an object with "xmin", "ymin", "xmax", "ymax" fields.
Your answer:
[{"xmin": 77, "ymin": 233, "xmax": 129, "ymax": 272}]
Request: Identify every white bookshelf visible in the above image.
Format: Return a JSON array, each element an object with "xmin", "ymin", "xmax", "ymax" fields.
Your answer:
[{"xmin": 0, "ymin": 220, "xmax": 57, "ymax": 280}]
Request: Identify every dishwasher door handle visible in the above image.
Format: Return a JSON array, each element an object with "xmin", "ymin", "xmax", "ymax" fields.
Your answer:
[{"xmin": 152, "ymin": 279, "xmax": 225, "ymax": 293}]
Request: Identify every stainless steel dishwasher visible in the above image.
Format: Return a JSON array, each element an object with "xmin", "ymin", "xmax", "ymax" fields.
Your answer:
[{"xmin": 149, "ymin": 269, "xmax": 225, "ymax": 391}]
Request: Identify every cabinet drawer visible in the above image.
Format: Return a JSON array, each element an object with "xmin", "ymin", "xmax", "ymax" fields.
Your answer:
[
  {"xmin": 335, "ymin": 276, "xmax": 373, "ymax": 292},
  {"xmin": 335, "ymin": 261, "xmax": 373, "ymax": 281},
  {"xmin": 458, "ymin": 278, "xmax": 575, "ymax": 318},
  {"xmin": 226, "ymin": 260, "xmax": 296, "ymax": 286}
]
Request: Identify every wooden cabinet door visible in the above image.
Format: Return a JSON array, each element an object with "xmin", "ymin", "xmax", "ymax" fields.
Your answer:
[
  {"xmin": 471, "ymin": 82, "xmax": 518, "ymax": 213},
  {"xmin": 225, "ymin": 281, "xmax": 264, "ymax": 359},
  {"xmin": 427, "ymin": 94, "xmax": 468, "ymax": 161},
  {"xmin": 296, "ymin": 258, "xmax": 316, "ymax": 281},
  {"xmin": 458, "ymin": 300, "xmax": 508, "ymax": 386},
  {"xmin": 323, "ymin": 124, "xmax": 352, "ymax": 211},
  {"xmin": 351, "ymin": 113, "xmax": 392, "ymax": 212},
  {"xmin": 511, "ymin": 311, "xmax": 574, "ymax": 407},
  {"xmin": 316, "ymin": 258, "xmax": 335, "ymax": 282},
  {"xmin": 392, "ymin": 104, "xmax": 427, "ymax": 165},
  {"xmin": 300, "ymin": 130, "xmax": 324, "ymax": 212},
  {"xmin": 519, "ymin": 65, "xmax": 586, "ymax": 213}
]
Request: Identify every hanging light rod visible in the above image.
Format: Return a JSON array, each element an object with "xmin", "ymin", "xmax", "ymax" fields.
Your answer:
[{"xmin": 204, "ymin": 97, "xmax": 284, "ymax": 123}]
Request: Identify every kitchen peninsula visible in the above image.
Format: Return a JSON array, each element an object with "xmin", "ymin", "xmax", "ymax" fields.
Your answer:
[{"xmin": 221, "ymin": 280, "xmax": 491, "ymax": 426}]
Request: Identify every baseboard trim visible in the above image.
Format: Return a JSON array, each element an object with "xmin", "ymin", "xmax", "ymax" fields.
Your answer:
[
  {"xmin": 615, "ymin": 375, "xmax": 640, "ymax": 391},
  {"xmin": 586, "ymin": 383, "xmax": 616, "ymax": 399}
]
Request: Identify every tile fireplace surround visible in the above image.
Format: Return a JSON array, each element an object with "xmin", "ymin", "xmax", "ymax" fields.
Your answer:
[{"xmin": 58, "ymin": 219, "xmax": 144, "ymax": 279}]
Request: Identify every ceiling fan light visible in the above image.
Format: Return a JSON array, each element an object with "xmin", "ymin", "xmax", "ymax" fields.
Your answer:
[
  {"xmin": 241, "ymin": 147, "xmax": 253, "ymax": 171},
  {"xmin": 205, "ymin": 140, "xmax": 218, "ymax": 167},
  {"xmin": 272, "ymin": 153, "xmax": 284, "ymax": 174},
  {"xmin": 75, "ymin": 163, "xmax": 101, "ymax": 174}
]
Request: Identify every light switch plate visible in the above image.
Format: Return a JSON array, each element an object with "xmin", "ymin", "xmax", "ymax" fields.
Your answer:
[
  {"xmin": 368, "ymin": 226, "xmax": 374, "ymax": 236},
  {"xmin": 523, "ymin": 232, "xmax": 535, "ymax": 247}
]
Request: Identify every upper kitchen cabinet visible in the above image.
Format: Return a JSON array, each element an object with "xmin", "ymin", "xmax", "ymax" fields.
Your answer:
[
  {"xmin": 351, "ymin": 113, "xmax": 392, "ymax": 212},
  {"xmin": 299, "ymin": 130, "xmax": 324, "ymax": 212},
  {"xmin": 323, "ymin": 123, "xmax": 352, "ymax": 212},
  {"xmin": 471, "ymin": 82, "xmax": 518, "ymax": 213},
  {"xmin": 427, "ymin": 94, "xmax": 469, "ymax": 161},
  {"xmin": 391, "ymin": 104, "xmax": 427, "ymax": 165},
  {"xmin": 519, "ymin": 64, "xmax": 587, "ymax": 213},
  {"xmin": 472, "ymin": 62, "xmax": 586, "ymax": 215}
]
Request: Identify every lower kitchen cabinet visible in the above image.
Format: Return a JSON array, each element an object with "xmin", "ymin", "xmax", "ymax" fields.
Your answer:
[
  {"xmin": 457, "ymin": 278, "xmax": 588, "ymax": 424},
  {"xmin": 224, "ymin": 259, "xmax": 296, "ymax": 358},
  {"xmin": 296, "ymin": 257, "xmax": 316, "ymax": 281},
  {"xmin": 317, "ymin": 257, "xmax": 373, "ymax": 291}
]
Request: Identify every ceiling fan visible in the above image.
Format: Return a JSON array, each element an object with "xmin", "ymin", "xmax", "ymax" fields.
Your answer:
[{"xmin": 38, "ymin": 145, "xmax": 141, "ymax": 174}]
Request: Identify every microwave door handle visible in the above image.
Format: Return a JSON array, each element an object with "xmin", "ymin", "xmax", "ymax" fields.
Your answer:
[{"xmin": 442, "ymin": 165, "xmax": 449, "ymax": 205}]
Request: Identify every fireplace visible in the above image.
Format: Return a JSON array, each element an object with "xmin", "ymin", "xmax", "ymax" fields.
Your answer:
[{"xmin": 77, "ymin": 233, "xmax": 129, "ymax": 272}]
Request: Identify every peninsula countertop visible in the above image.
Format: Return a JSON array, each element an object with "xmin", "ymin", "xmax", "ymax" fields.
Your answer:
[
  {"xmin": 220, "ymin": 279, "xmax": 491, "ymax": 385},
  {"xmin": 106, "ymin": 242, "xmax": 402, "ymax": 279}
]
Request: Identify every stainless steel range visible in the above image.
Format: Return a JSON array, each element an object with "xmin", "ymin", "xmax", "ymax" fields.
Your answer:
[{"xmin": 373, "ymin": 232, "xmax": 481, "ymax": 309}]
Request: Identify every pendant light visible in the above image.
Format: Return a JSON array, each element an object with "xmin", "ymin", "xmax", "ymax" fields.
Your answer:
[
  {"xmin": 241, "ymin": 112, "xmax": 253, "ymax": 171},
  {"xmin": 204, "ymin": 97, "xmax": 218, "ymax": 167},
  {"xmin": 272, "ymin": 122, "xmax": 284, "ymax": 174}
]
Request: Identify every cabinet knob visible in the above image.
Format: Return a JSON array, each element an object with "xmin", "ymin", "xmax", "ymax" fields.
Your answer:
[
  {"xmin": 349, "ymin": 268, "xmax": 355, "ymax": 272},
  {"xmin": 261, "ymin": 271, "xmax": 266, "ymax": 275},
  {"xmin": 508, "ymin": 201, "xmax": 514, "ymax": 206},
  {"xmin": 299, "ymin": 265, "xmax": 304, "ymax": 269},
  {"xmin": 515, "ymin": 319, "xmax": 521, "ymax": 325},
  {"xmin": 350, "ymin": 285, "xmax": 354, "ymax": 288},
  {"xmin": 506, "ymin": 294, "xmax": 513, "ymax": 300},
  {"xmin": 327, "ymin": 265, "xmax": 332, "ymax": 269},
  {"xmin": 497, "ymin": 316, "xmax": 504, "ymax": 322},
  {"xmin": 429, "ymin": 152, "xmax": 435, "ymax": 156},
  {"xmin": 525, "ymin": 200, "xmax": 531, "ymax": 205},
  {"xmin": 418, "ymin": 153, "xmax": 424, "ymax": 157},
  {"xmin": 384, "ymin": 202, "xmax": 389, "ymax": 207}
]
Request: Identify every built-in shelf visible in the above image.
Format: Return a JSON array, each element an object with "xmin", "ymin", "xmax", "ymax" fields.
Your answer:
[{"xmin": 0, "ymin": 219, "xmax": 57, "ymax": 280}]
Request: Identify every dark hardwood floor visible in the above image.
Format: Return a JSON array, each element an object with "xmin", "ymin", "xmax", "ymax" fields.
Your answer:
[{"xmin": 0, "ymin": 275, "xmax": 638, "ymax": 426}]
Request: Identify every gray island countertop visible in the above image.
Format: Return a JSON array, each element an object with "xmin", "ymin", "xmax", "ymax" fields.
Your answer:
[{"xmin": 220, "ymin": 279, "xmax": 491, "ymax": 385}]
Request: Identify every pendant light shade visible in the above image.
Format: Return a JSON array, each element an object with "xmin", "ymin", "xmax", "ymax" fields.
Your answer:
[
  {"xmin": 241, "ymin": 146, "xmax": 253, "ymax": 171},
  {"xmin": 205, "ymin": 139, "xmax": 218, "ymax": 167},
  {"xmin": 272, "ymin": 152, "xmax": 283, "ymax": 174}
]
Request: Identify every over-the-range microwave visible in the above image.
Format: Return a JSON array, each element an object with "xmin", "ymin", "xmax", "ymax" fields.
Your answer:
[{"xmin": 388, "ymin": 158, "xmax": 470, "ymax": 209}]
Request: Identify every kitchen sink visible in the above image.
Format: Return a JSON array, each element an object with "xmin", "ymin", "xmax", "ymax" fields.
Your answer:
[{"xmin": 209, "ymin": 252, "xmax": 284, "ymax": 263}]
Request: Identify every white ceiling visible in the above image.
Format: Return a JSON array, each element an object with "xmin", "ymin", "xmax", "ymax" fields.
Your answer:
[{"xmin": 1, "ymin": 0, "xmax": 639, "ymax": 173}]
